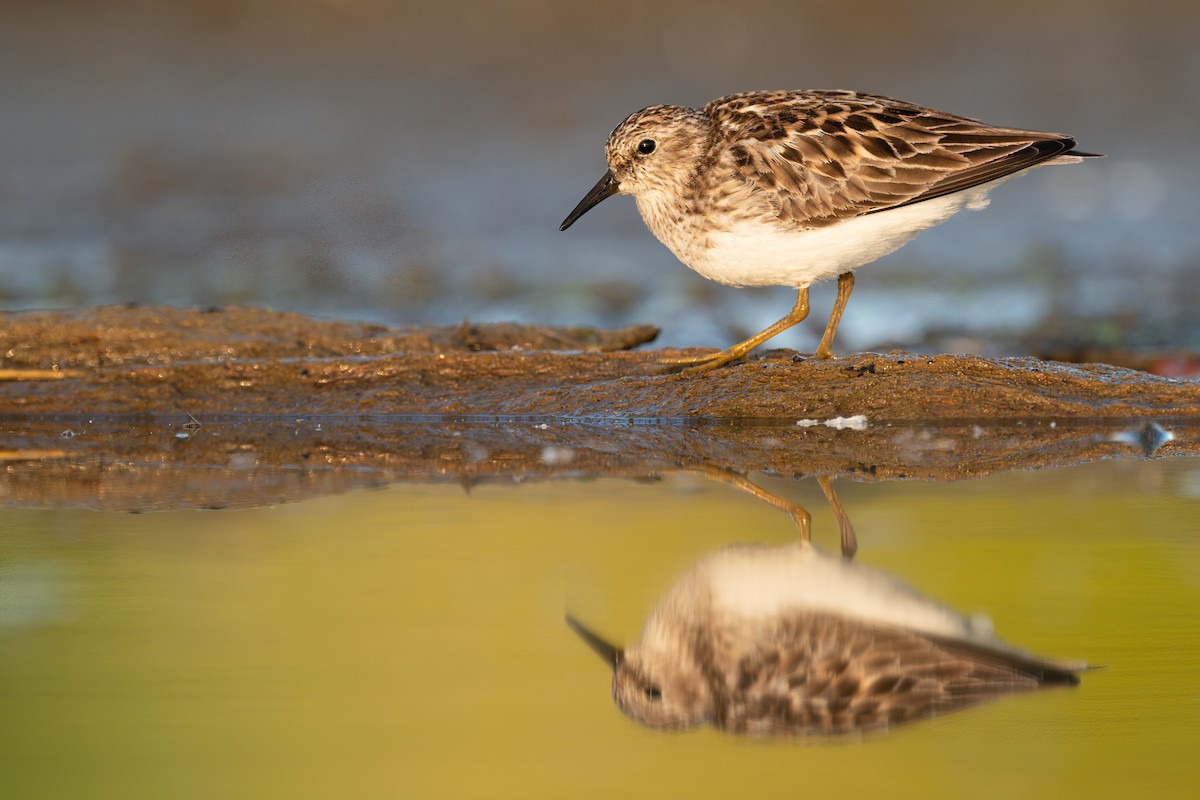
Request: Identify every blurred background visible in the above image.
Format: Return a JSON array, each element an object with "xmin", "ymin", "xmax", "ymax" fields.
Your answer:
[{"xmin": 2, "ymin": 0, "xmax": 1197, "ymax": 354}]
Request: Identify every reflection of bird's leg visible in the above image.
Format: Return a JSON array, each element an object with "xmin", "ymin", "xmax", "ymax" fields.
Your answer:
[
  {"xmin": 814, "ymin": 272, "xmax": 854, "ymax": 359},
  {"xmin": 661, "ymin": 288, "xmax": 811, "ymax": 374},
  {"xmin": 678, "ymin": 465, "xmax": 813, "ymax": 542},
  {"xmin": 680, "ymin": 466, "xmax": 861, "ymax": 554},
  {"xmin": 817, "ymin": 475, "xmax": 857, "ymax": 559},
  {"xmin": 723, "ymin": 472, "xmax": 813, "ymax": 543}
]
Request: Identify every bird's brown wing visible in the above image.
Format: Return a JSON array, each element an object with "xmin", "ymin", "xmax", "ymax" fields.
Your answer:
[
  {"xmin": 705, "ymin": 90, "xmax": 1080, "ymax": 229},
  {"xmin": 711, "ymin": 611, "xmax": 1079, "ymax": 736}
]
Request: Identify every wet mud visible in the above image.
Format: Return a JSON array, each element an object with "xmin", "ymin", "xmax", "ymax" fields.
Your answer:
[
  {"xmin": 2, "ymin": 306, "xmax": 1197, "ymax": 511},
  {"xmin": 1, "ymin": 415, "xmax": 1193, "ymax": 512},
  {"xmin": 3, "ymin": 305, "xmax": 1198, "ymax": 419}
]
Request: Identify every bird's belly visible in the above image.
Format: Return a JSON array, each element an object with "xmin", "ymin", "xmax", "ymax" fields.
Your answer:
[
  {"xmin": 697, "ymin": 543, "xmax": 990, "ymax": 643},
  {"xmin": 679, "ymin": 189, "xmax": 990, "ymax": 289}
]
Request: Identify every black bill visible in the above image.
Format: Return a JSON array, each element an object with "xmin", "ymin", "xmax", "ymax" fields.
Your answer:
[
  {"xmin": 559, "ymin": 169, "xmax": 619, "ymax": 231},
  {"xmin": 565, "ymin": 615, "xmax": 624, "ymax": 669}
]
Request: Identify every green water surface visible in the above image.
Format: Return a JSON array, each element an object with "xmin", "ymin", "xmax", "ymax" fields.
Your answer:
[{"xmin": 1, "ymin": 458, "xmax": 1197, "ymax": 799}]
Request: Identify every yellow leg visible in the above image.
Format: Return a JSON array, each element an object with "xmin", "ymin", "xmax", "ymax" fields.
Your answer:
[
  {"xmin": 814, "ymin": 272, "xmax": 855, "ymax": 360},
  {"xmin": 677, "ymin": 465, "xmax": 814, "ymax": 543},
  {"xmin": 817, "ymin": 475, "xmax": 857, "ymax": 559},
  {"xmin": 680, "ymin": 465, "xmax": 854, "ymax": 555},
  {"xmin": 725, "ymin": 471, "xmax": 812, "ymax": 543},
  {"xmin": 661, "ymin": 288, "xmax": 811, "ymax": 374}
]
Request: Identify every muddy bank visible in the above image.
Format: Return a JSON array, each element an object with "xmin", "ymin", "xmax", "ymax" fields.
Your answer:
[
  {"xmin": 1, "ymin": 305, "xmax": 1196, "ymax": 511},
  {"xmin": 2, "ymin": 305, "xmax": 1198, "ymax": 420},
  {"xmin": 1, "ymin": 416, "xmax": 1192, "ymax": 512}
]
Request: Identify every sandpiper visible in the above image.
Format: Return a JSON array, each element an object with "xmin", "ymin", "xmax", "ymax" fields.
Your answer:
[
  {"xmin": 567, "ymin": 478, "xmax": 1084, "ymax": 736},
  {"xmin": 560, "ymin": 89, "xmax": 1098, "ymax": 373}
]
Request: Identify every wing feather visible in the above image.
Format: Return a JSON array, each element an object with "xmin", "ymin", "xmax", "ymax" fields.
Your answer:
[
  {"xmin": 710, "ymin": 611, "xmax": 1079, "ymax": 736},
  {"xmin": 705, "ymin": 90, "xmax": 1082, "ymax": 229}
]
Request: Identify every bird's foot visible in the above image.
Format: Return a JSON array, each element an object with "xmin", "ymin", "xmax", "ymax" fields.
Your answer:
[{"xmin": 659, "ymin": 348, "xmax": 747, "ymax": 374}]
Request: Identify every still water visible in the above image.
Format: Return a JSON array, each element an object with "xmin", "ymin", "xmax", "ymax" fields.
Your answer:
[{"xmin": 1, "ymin": 433, "xmax": 1198, "ymax": 798}]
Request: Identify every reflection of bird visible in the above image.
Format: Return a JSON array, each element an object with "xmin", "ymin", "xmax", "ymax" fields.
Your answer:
[
  {"xmin": 560, "ymin": 90, "xmax": 1098, "ymax": 373},
  {"xmin": 568, "ymin": 540, "xmax": 1084, "ymax": 736}
]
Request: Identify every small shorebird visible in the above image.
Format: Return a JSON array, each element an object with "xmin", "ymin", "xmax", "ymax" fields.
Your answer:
[
  {"xmin": 560, "ymin": 90, "xmax": 1098, "ymax": 373},
  {"xmin": 567, "ymin": 478, "xmax": 1084, "ymax": 736}
]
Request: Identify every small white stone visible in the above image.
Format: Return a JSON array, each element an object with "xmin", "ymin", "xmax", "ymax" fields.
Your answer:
[{"xmin": 824, "ymin": 415, "xmax": 868, "ymax": 431}]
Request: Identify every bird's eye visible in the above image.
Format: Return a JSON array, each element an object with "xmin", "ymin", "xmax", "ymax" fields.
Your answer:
[
  {"xmin": 644, "ymin": 685, "xmax": 662, "ymax": 700},
  {"xmin": 637, "ymin": 139, "xmax": 656, "ymax": 155}
]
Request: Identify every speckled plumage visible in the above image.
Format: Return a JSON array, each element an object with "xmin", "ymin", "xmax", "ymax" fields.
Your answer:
[
  {"xmin": 561, "ymin": 89, "xmax": 1097, "ymax": 371},
  {"xmin": 569, "ymin": 541, "xmax": 1084, "ymax": 737}
]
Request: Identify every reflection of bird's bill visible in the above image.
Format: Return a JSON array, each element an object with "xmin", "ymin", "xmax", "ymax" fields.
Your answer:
[{"xmin": 565, "ymin": 615, "xmax": 623, "ymax": 668}]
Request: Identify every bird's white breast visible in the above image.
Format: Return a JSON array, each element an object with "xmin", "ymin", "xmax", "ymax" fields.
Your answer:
[
  {"xmin": 673, "ymin": 185, "xmax": 996, "ymax": 289},
  {"xmin": 691, "ymin": 542, "xmax": 994, "ymax": 643}
]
